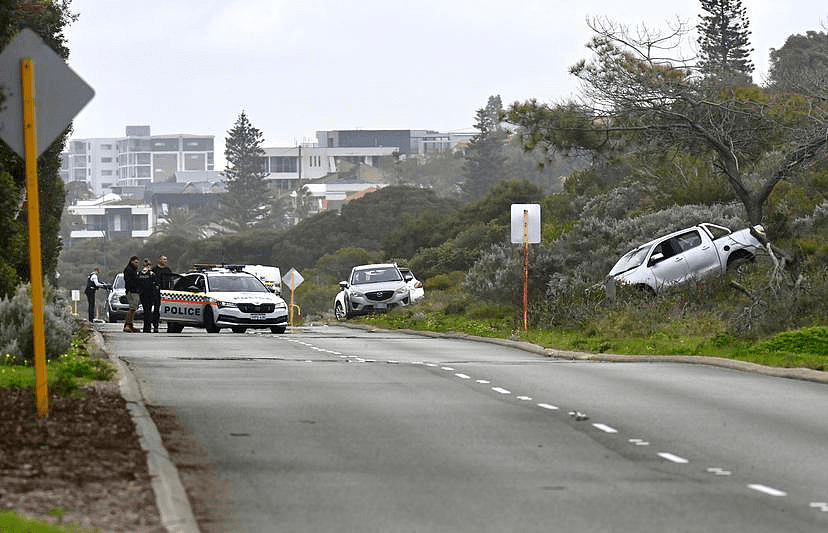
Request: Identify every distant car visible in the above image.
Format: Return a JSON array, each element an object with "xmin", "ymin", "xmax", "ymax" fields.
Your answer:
[
  {"xmin": 334, "ymin": 263, "xmax": 411, "ymax": 320},
  {"xmin": 607, "ymin": 223, "xmax": 765, "ymax": 293},
  {"xmin": 398, "ymin": 267, "xmax": 424, "ymax": 302},
  {"xmin": 161, "ymin": 265, "xmax": 289, "ymax": 333},
  {"xmin": 242, "ymin": 264, "xmax": 282, "ymax": 295},
  {"xmin": 104, "ymin": 272, "xmax": 143, "ymax": 323}
]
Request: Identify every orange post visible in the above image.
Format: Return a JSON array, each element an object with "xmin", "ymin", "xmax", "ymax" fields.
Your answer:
[
  {"xmin": 22, "ymin": 58, "xmax": 49, "ymax": 417},
  {"xmin": 523, "ymin": 209, "xmax": 529, "ymax": 331}
]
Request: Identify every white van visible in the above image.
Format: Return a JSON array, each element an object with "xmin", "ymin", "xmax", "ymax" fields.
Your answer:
[{"xmin": 242, "ymin": 265, "xmax": 282, "ymax": 295}]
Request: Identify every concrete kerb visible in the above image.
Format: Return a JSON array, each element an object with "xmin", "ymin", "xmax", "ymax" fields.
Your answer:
[
  {"xmin": 337, "ymin": 322, "xmax": 828, "ymax": 385},
  {"xmin": 89, "ymin": 328, "xmax": 201, "ymax": 533}
]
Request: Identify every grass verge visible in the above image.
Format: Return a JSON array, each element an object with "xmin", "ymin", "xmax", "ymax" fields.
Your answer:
[
  {"xmin": 352, "ymin": 294, "xmax": 828, "ymax": 371},
  {"xmin": 0, "ymin": 510, "xmax": 103, "ymax": 533}
]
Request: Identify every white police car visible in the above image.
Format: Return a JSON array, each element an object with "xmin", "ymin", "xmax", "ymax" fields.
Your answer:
[{"xmin": 161, "ymin": 265, "xmax": 289, "ymax": 334}]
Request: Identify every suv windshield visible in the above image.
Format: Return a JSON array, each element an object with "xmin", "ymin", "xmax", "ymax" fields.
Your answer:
[
  {"xmin": 112, "ymin": 274, "xmax": 124, "ymax": 289},
  {"xmin": 208, "ymin": 274, "xmax": 268, "ymax": 293},
  {"xmin": 351, "ymin": 267, "xmax": 402, "ymax": 285}
]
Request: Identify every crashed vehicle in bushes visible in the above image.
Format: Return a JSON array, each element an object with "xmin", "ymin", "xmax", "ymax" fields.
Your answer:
[{"xmin": 606, "ymin": 223, "xmax": 766, "ymax": 294}]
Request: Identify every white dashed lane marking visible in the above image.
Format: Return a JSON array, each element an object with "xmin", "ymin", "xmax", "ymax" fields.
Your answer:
[
  {"xmin": 592, "ymin": 423, "xmax": 618, "ymax": 434},
  {"xmin": 658, "ymin": 452, "xmax": 690, "ymax": 464},
  {"xmin": 748, "ymin": 484, "xmax": 787, "ymax": 497}
]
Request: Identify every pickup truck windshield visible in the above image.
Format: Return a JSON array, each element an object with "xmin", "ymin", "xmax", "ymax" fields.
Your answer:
[{"xmin": 609, "ymin": 246, "xmax": 651, "ymax": 276}]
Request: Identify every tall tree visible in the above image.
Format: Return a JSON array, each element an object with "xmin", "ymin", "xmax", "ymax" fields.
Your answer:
[
  {"xmin": 767, "ymin": 31, "xmax": 828, "ymax": 95},
  {"xmin": 222, "ymin": 111, "xmax": 271, "ymax": 230},
  {"xmin": 0, "ymin": 1, "xmax": 76, "ymax": 294},
  {"xmin": 506, "ymin": 18, "xmax": 828, "ymax": 225},
  {"xmin": 463, "ymin": 95, "xmax": 508, "ymax": 200},
  {"xmin": 696, "ymin": 0, "xmax": 754, "ymax": 79}
]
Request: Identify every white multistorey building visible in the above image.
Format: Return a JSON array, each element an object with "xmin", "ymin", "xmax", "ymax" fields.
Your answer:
[
  {"xmin": 60, "ymin": 126, "xmax": 215, "ymax": 196},
  {"xmin": 260, "ymin": 144, "xmax": 397, "ymax": 192},
  {"xmin": 66, "ymin": 194, "xmax": 153, "ymax": 240}
]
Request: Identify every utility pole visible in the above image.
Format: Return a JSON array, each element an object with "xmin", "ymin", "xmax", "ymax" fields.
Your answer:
[{"xmin": 297, "ymin": 144, "xmax": 302, "ymax": 189}]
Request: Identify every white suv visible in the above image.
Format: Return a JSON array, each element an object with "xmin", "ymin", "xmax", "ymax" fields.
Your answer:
[
  {"xmin": 161, "ymin": 267, "xmax": 289, "ymax": 333},
  {"xmin": 334, "ymin": 263, "xmax": 410, "ymax": 320}
]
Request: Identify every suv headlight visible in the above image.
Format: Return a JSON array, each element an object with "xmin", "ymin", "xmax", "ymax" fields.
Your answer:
[
  {"xmin": 216, "ymin": 300, "xmax": 238, "ymax": 309},
  {"xmin": 350, "ymin": 291, "xmax": 365, "ymax": 299},
  {"xmin": 395, "ymin": 286, "xmax": 409, "ymax": 295}
]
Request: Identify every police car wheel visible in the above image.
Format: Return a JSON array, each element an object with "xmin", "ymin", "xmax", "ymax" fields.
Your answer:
[
  {"xmin": 231, "ymin": 326, "xmax": 247, "ymax": 334},
  {"xmin": 167, "ymin": 322, "xmax": 184, "ymax": 333},
  {"xmin": 270, "ymin": 325, "xmax": 287, "ymax": 334},
  {"xmin": 204, "ymin": 307, "xmax": 220, "ymax": 333}
]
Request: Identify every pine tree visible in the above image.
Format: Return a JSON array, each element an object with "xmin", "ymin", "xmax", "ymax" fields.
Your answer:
[
  {"xmin": 222, "ymin": 111, "xmax": 271, "ymax": 230},
  {"xmin": 463, "ymin": 95, "xmax": 508, "ymax": 200},
  {"xmin": 696, "ymin": 0, "xmax": 754, "ymax": 79}
]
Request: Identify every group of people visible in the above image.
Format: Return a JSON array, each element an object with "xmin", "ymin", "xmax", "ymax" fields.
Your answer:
[
  {"xmin": 122, "ymin": 255, "xmax": 176, "ymax": 332},
  {"xmin": 85, "ymin": 255, "xmax": 176, "ymax": 332}
]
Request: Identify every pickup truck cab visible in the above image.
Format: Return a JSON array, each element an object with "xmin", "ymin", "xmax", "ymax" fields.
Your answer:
[{"xmin": 607, "ymin": 223, "xmax": 765, "ymax": 293}]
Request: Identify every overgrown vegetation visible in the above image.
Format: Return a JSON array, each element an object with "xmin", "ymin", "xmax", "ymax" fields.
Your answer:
[{"xmin": 0, "ymin": 286, "xmax": 115, "ymax": 396}]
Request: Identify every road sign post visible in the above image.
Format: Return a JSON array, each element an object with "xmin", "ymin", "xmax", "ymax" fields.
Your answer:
[
  {"xmin": 511, "ymin": 204, "xmax": 541, "ymax": 331},
  {"xmin": 0, "ymin": 29, "xmax": 94, "ymax": 417},
  {"xmin": 282, "ymin": 268, "xmax": 304, "ymax": 327}
]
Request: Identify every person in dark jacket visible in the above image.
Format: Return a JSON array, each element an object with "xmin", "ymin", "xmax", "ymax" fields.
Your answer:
[
  {"xmin": 137, "ymin": 258, "xmax": 158, "ymax": 333},
  {"xmin": 150, "ymin": 255, "xmax": 175, "ymax": 333},
  {"xmin": 122, "ymin": 256, "xmax": 141, "ymax": 332},
  {"xmin": 84, "ymin": 267, "xmax": 109, "ymax": 322}
]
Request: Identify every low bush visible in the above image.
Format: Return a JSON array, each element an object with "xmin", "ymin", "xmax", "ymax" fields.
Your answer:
[{"xmin": 0, "ymin": 283, "xmax": 78, "ymax": 365}]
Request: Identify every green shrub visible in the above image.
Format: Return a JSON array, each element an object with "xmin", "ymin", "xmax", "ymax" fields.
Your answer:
[{"xmin": 0, "ymin": 283, "xmax": 77, "ymax": 365}]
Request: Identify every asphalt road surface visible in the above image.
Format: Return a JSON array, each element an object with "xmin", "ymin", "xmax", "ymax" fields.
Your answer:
[{"xmin": 110, "ymin": 324, "xmax": 828, "ymax": 532}]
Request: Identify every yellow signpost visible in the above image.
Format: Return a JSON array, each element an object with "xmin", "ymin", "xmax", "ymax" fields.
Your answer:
[
  {"xmin": 22, "ymin": 58, "xmax": 49, "ymax": 417},
  {"xmin": 0, "ymin": 29, "xmax": 95, "ymax": 417}
]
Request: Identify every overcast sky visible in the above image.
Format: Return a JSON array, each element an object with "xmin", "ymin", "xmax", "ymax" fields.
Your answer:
[{"xmin": 64, "ymin": 1, "xmax": 825, "ymax": 167}]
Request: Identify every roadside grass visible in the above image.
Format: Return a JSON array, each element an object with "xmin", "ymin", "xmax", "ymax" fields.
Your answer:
[
  {"xmin": 354, "ymin": 290, "xmax": 828, "ymax": 372},
  {"xmin": 0, "ymin": 510, "xmax": 102, "ymax": 533},
  {"xmin": 0, "ymin": 329, "xmax": 117, "ymax": 395}
]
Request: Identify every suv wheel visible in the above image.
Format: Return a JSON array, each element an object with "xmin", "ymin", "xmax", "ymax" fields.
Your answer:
[{"xmin": 335, "ymin": 302, "xmax": 348, "ymax": 321}]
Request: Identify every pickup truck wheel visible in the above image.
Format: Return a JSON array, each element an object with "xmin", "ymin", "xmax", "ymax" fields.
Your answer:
[
  {"xmin": 204, "ymin": 306, "xmax": 221, "ymax": 333},
  {"xmin": 727, "ymin": 255, "xmax": 755, "ymax": 282}
]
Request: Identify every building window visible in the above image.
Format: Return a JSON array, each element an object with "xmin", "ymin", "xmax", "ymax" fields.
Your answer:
[
  {"xmin": 185, "ymin": 153, "xmax": 205, "ymax": 171},
  {"xmin": 153, "ymin": 153, "xmax": 177, "ymax": 181},
  {"xmin": 152, "ymin": 138, "xmax": 179, "ymax": 151},
  {"xmin": 132, "ymin": 214, "xmax": 148, "ymax": 231},
  {"xmin": 269, "ymin": 156, "xmax": 297, "ymax": 173},
  {"xmin": 101, "ymin": 157, "xmax": 112, "ymax": 163}
]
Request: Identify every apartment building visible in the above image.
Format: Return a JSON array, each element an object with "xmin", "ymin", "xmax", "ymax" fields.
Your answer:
[
  {"xmin": 60, "ymin": 126, "xmax": 215, "ymax": 195},
  {"xmin": 316, "ymin": 129, "xmax": 474, "ymax": 156}
]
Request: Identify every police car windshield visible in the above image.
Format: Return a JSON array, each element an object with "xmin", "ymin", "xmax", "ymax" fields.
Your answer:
[{"xmin": 208, "ymin": 275, "xmax": 268, "ymax": 293}]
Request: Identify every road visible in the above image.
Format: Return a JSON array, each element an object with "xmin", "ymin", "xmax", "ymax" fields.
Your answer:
[{"xmin": 109, "ymin": 324, "xmax": 828, "ymax": 532}]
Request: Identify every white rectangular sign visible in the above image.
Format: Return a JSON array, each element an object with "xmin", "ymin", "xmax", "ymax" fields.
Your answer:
[{"xmin": 510, "ymin": 204, "xmax": 541, "ymax": 244}]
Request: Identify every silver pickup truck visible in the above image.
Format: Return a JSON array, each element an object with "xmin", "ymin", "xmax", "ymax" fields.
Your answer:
[{"xmin": 607, "ymin": 223, "xmax": 766, "ymax": 293}]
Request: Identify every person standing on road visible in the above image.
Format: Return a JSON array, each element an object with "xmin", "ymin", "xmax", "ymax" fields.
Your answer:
[
  {"xmin": 151, "ymin": 255, "xmax": 175, "ymax": 333},
  {"xmin": 138, "ymin": 258, "xmax": 158, "ymax": 333},
  {"xmin": 84, "ymin": 267, "xmax": 110, "ymax": 322},
  {"xmin": 122, "ymin": 256, "xmax": 141, "ymax": 332}
]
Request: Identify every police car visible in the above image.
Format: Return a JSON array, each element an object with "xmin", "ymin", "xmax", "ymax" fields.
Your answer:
[{"xmin": 161, "ymin": 265, "xmax": 289, "ymax": 334}]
